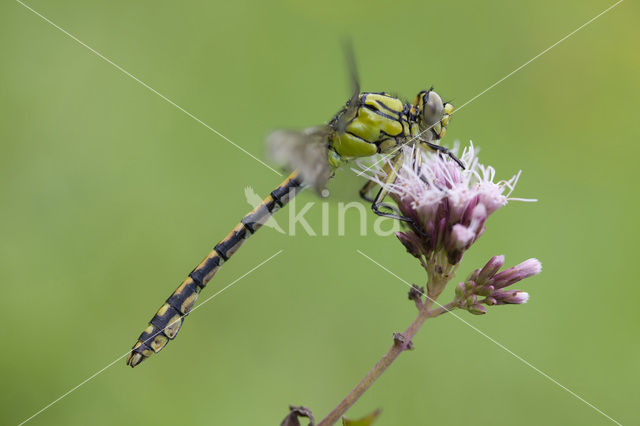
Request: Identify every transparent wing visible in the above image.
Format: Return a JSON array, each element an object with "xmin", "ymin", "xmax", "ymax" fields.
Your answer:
[
  {"xmin": 267, "ymin": 126, "xmax": 333, "ymax": 192},
  {"xmin": 336, "ymin": 39, "xmax": 361, "ymax": 134},
  {"xmin": 268, "ymin": 41, "xmax": 361, "ymax": 193}
]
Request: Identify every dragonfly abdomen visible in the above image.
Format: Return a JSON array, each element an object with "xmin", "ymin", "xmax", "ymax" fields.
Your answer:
[{"xmin": 127, "ymin": 171, "xmax": 303, "ymax": 367}]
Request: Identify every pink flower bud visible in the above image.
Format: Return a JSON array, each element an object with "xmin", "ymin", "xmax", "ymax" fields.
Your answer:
[
  {"xmin": 477, "ymin": 255, "xmax": 505, "ymax": 285},
  {"xmin": 467, "ymin": 268, "xmax": 481, "ymax": 282},
  {"xmin": 468, "ymin": 304, "xmax": 487, "ymax": 315},
  {"xmin": 466, "ymin": 294, "xmax": 478, "ymax": 306},
  {"xmin": 490, "ymin": 258, "xmax": 542, "ymax": 289},
  {"xmin": 491, "ymin": 290, "xmax": 530, "ymax": 305},
  {"xmin": 476, "ymin": 285, "xmax": 494, "ymax": 297},
  {"xmin": 395, "ymin": 231, "xmax": 422, "ymax": 258}
]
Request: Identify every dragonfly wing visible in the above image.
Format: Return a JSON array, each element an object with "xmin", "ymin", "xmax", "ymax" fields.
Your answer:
[
  {"xmin": 335, "ymin": 40, "xmax": 361, "ymax": 134},
  {"xmin": 267, "ymin": 126, "xmax": 332, "ymax": 192}
]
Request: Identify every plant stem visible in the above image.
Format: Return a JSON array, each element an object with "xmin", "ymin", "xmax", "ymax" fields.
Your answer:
[{"xmin": 317, "ymin": 299, "xmax": 457, "ymax": 426}]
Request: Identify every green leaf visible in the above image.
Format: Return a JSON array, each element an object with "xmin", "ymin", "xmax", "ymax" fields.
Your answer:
[{"xmin": 342, "ymin": 409, "xmax": 381, "ymax": 426}]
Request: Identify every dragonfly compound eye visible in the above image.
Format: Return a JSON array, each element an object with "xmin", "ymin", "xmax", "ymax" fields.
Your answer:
[{"xmin": 422, "ymin": 91, "xmax": 444, "ymax": 126}]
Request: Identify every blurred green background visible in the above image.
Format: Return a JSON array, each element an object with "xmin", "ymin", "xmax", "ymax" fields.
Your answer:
[{"xmin": 1, "ymin": 0, "xmax": 638, "ymax": 424}]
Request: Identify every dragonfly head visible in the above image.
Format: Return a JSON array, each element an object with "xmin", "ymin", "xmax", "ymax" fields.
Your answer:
[{"xmin": 414, "ymin": 89, "xmax": 454, "ymax": 140}]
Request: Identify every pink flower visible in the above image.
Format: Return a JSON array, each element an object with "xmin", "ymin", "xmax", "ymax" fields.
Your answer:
[
  {"xmin": 370, "ymin": 143, "xmax": 532, "ymax": 266},
  {"xmin": 361, "ymin": 143, "xmax": 540, "ymax": 303}
]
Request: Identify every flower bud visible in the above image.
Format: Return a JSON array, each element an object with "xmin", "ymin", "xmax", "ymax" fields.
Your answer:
[
  {"xmin": 492, "ymin": 290, "xmax": 530, "ymax": 304},
  {"xmin": 395, "ymin": 231, "xmax": 422, "ymax": 258},
  {"xmin": 465, "ymin": 294, "xmax": 478, "ymax": 307},
  {"xmin": 490, "ymin": 258, "xmax": 542, "ymax": 289},
  {"xmin": 476, "ymin": 255, "xmax": 505, "ymax": 285},
  {"xmin": 476, "ymin": 284, "xmax": 494, "ymax": 297},
  {"xmin": 468, "ymin": 304, "xmax": 487, "ymax": 315},
  {"xmin": 467, "ymin": 268, "xmax": 481, "ymax": 283},
  {"xmin": 485, "ymin": 297, "xmax": 497, "ymax": 306},
  {"xmin": 455, "ymin": 282, "xmax": 465, "ymax": 298}
]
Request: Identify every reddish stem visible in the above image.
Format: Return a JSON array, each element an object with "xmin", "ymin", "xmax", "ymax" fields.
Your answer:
[{"xmin": 317, "ymin": 299, "xmax": 456, "ymax": 426}]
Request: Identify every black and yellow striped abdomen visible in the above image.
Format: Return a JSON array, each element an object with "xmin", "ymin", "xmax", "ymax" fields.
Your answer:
[{"xmin": 127, "ymin": 171, "xmax": 303, "ymax": 367}]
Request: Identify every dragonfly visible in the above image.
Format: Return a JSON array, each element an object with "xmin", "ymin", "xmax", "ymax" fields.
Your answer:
[{"xmin": 126, "ymin": 49, "xmax": 462, "ymax": 368}]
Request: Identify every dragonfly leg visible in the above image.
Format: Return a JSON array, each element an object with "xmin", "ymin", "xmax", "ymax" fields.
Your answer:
[
  {"xmin": 360, "ymin": 148, "xmax": 408, "ymax": 204},
  {"xmin": 422, "ymin": 141, "xmax": 465, "ymax": 169},
  {"xmin": 372, "ymin": 192, "xmax": 426, "ymax": 238},
  {"xmin": 368, "ymin": 154, "xmax": 424, "ymax": 234},
  {"xmin": 359, "ymin": 180, "xmax": 377, "ymax": 202},
  {"xmin": 371, "ymin": 181, "xmax": 413, "ymax": 224},
  {"xmin": 368, "ymin": 153, "xmax": 428, "ymax": 237},
  {"xmin": 371, "ymin": 196, "xmax": 406, "ymax": 221}
]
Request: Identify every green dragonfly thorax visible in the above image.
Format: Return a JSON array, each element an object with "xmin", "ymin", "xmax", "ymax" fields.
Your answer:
[{"xmin": 327, "ymin": 90, "xmax": 454, "ymax": 169}]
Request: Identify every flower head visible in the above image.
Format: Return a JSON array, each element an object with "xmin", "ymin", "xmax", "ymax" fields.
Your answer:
[{"xmin": 363, "ymin": 143, "xmax": 531, "ymax": 293}]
